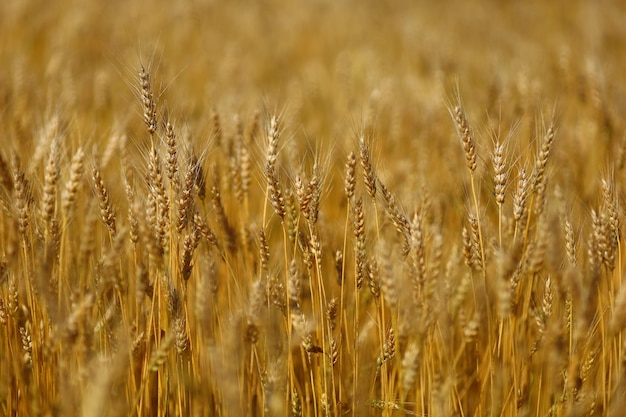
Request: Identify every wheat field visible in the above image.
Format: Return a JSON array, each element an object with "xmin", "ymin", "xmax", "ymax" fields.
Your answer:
[{"xmin": 2, "ymin": 1, "xmax": 626, "ymax": 416}]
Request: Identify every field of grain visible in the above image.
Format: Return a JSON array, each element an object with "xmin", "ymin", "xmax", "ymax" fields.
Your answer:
[{"xmin": 2, "ymin": 1, "xmax": 626, "ymax": 416}]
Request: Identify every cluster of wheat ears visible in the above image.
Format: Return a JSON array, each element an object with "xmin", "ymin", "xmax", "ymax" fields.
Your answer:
[
  {"xmin": 2, "ymin": 3, "xmax": 626, "ymax": 415},
  {"xmin": 1, "ymin": 59, "xmax": 626, "ymax": 417}
]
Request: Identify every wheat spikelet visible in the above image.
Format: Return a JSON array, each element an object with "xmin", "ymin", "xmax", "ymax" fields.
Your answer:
[
  {"xmin": 225, "ymin": 149, "xmax": 239, "ymax": 200},
  {"xmin": 532, "ymin": 124, "xmax": 555, "ymax": 195},
  {"xmin": 452, "ymin": 105, "xmax": 477, "ymax": 172},
  {"xmin": 61, "ymin": 147, "xmax": 84, "ymax": 217},
  {"xmin": 124, "ymin": 182, "xmax": 139, "ymax": 244},
  {"xmin": 309, "ymin": 231, "xmax": 322, "ymax": 271},
  {"xmin": 177, "ymin": 159, "xmax": 197, "ymax": 233},
  {"xmin": 147, "ymin": 146, "xmax": 170, "ymax": 248},
  {"xmin": 259, "ymin": 229, "xmax": 270, "ymax": 272},
  {"xmin": 326, "ymin": 297, "xmax": 338, "ymax": 331},
  {"xmin": 513, "ymin": 167, "xmax": 529, "ymax": 224},
  {"xmin": 268, "ymin": 274, "xmax": 287, "ymax": 315},
  {"xmin": 92, "ymin": 166, "xmax": 116, "ymax": 236},
  {"xmin": 7, "ymin": 274, "xmax": 19, "ymax": 317},
  {"xmin": 345, "ymin": 151, "xmax": 356, "ymax": 200},
  {"xmin": 462, "ymin": 226, "xmax": 473, "ymax": 269},
  {"xmin": 353, "ymin": 198, "xmax": 366, "ymax": 289},
  {"xmin": 380, "ymin": 327, "xmax": 395, "ymax": 364},
  {"xmin": 211, "ymin": 109, "xmax": 222, "ymax": 150},
  {"xmin": 367, "ymin": 257, "xmax": 380, "ymax": 299},
  {"xmin": 410, "ymin": 212, "xmax": 426, "ymax": 291},
  {"xmin": 282, "ymin": 189, "xmax": 298, "ymax": 246},
  {"xmin": 211, "ymin": 183, "xmax": 236, "ymax": 253},
  {"xmin": 0, "ymin": 298, "xmax": 6, "ymax": 325},
  {"xmin": 13, "ymin": 159, "xmax": 32, "ymax": 242},
  {"xmin": 265, "ymin": 156, "xmax": 285, "ymax": 221},
  {"xmin": 463, "ymin": 311, "xmax": 480, "ymax": 342},
  {"xmin": 564, "ymin": 219, "xmax": 577, "ymax": 267},
  {"xmin": 291, "ymin": 390, "xmax": 302, "ymax": 417},
  {"xmin": 468, "ymin": 213, "xmax": 483, "ymax": 271},
  {"xmin": 359, "ymin": 136, "xmax": 377, "ymax": 199},
  {"xmin": 542, "ymin": 276, "xmax": 554, "ymax": 320},
  {"xmin": 379, "ymin": 180, "xmax": 410, "ymax": 238},
  {"xmin": 190, "ymin": 153, "xmax": 206, "ymax": 200},
  {"xmin": 590, "ymin": 209, "xmax": 608, "ymax": 271},
  {"xmin": 139, "ymin": 66, "xmax": 158, "ymax": 136},
  {"xmin": 174, "ymin": 313, "xmax": 188, "ymax": 355},
  {"xmin": 268, "ymin": 173, "xmax": 286, "ymax": 221},
  {"xmin": 266, "ymin": 115, "xmax": 280, "ymax": 170},
  {"xmin": 302, "ymin": 169, "xmax": 321, "ymax": 224},
  {"xmin": 180, "ymin": 226, "xmax": 200, "ymax": 281},
  {"xmin": 193, "ymin": 212, "xmax": 218, "ymax": 247},
  {"xmin": 492, "ymin": 140, "xmax": 507, "ymax": 206},
  {"xmin": 601, "ymin": 179, "xmax": 619, "ymax": 269},
  {"xmin": 20, "ymin": 324, "xmax": 33, "ymax": 369},
  {"xmin": 329, "ymin": 338, "xmax": 339, "ymax": 367},
  {"xmin": 240, "ymin": 144, "xmax": 251, "ymax": 202},
  {"xmin": 40, "ymin": 139, "xmax": 58, "ymax": 226},
  {"xmin": 164, "ymin": 121, "xmax": 179, "ymax": 188},
  {"xmin": 401, "ymin": 340, "xmax": 420, "ymax": 392}
]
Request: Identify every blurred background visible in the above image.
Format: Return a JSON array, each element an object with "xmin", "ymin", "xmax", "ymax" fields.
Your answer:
[{"xmin": 1, "ymin": 0, "xmax": 626, "ymax": 208}]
